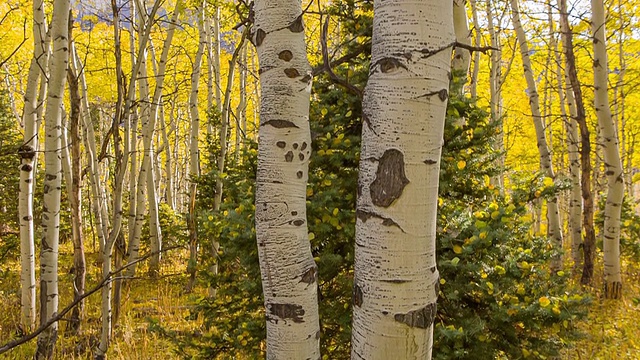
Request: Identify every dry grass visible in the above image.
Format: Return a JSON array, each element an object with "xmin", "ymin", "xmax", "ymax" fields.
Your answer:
[{"xmin": 0, "ymin": 241, "xmax": 202, "ymax": 360}]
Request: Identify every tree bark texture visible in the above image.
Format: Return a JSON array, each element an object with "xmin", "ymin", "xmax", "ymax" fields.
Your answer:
[
  {"xmin": 35, "ymin": 0, "xmax": 70, "ymax": 357},
  {"xmin": 253, "ymin": 1, "xmax": 321, "ymax": 358},
  {"xmin": 592, "ymin": 0, "xmax": 624, "ymax": 299},
  {"xmin": 351, "ymin": 1, "xmax": 454, "ymax": 359}
]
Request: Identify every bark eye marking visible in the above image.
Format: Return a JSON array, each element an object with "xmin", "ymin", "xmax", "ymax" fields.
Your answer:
[
  {"xmin": 376, "ymin": 57, "xmax": 406, "ymax": 73},
  {"xmin": 293, "ymin": 143, "xmax": 299, "ymax": 149},
  {"xmin": 394, "ymin": 303, "xmax": 437, "ymax": 329},
  {"xmin": 284, "ymin": 68, "xmax": 300, "ymax": 78},
  {"xmin": 285, "ymin": 151, "xmax": 294, "ymax": 162},
  {"xmin": 370, "ymin": 149, "xmax": 409, "ymax": 208},
  {"xmin": 297, "ymin": 171, "xmax": 303, "ymax": 179},
  {"xmin": 45, "ymin": 174, "xmax": 57, "ymax": 181},
  {"xmin": 255, "ymin": 29, "xmax": 266, "ymax": 46},
  {"xmin": 288, "ymin": 15, "xmax": 304, "ymax": 33},
  {"xmin": 301, "ymin": 142, "xmax": 308, "ymax": 150},
  {"xmin": 268, "ymin": 303, "xmax": 305, "ymax": 323},
  {"xmin": 279, "ymin": 50, "xmax": 293, "ymax": 61},
  {"xmin": 263, "ymin": 120, "xmax": 299, "ymax": 128},
  {"xmin": 18, "ymin": 145, "xmax": 36, "ymax": 159},
  {"xmin": 292, "ymin": 219, "xmax": 305, "ymax": 226},
  {"xmin": 298, "ymin": 153, "xmax": 305, "ymax": 161},
  {"xmin": 21, "ymin": 164, "xmax": 33, "ymax": 172},
  {"xmin": 276, "ymin": 141, "xmax": 286, "ymax": 148},
  {"xmin": 353, "ymin": 284, "xmax": 363, "ymax": 307}
]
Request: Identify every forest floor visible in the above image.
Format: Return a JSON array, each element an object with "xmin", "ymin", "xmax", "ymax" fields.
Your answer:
[{"xmin": 1, "ymin": 243, "xmax": 639, "ymax": 359}]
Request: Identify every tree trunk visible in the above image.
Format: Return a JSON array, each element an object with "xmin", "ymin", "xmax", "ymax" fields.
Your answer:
[
  {"xmin": 549, "ymin": 4, "xmax": 582, "ymax": 269},
  {"xmin": 592, "ymin": 0, "xmax": 624, "ymax": 299},
  {"xmin": 351, "ymin": 1, "xmax": 453, "ymax": 359},
  {"xmin": 35, "ymin": 0, "xmax": 69, "ymax": 357},
  {"xmin": 253, "ymin": 1, "xmax": 320, "ymax": 358},
  {"xmin": 469, "ymin": 0, "xmax": 481, "ymax": 99},
  {"xmin": 66, "ymin": 39, "xmax": 86, "ymax": 335},
  {"xmin": 510, "ymin": 0, "xmax": 563, "ymax": 271},
  {"xmin": 559, "ymin": 0, "xmax": 596, "ymax": 285},
  {"xmin": 487, "ymin": 0, "xmax": 504, "ymax": 190},
  {"xmin": 452, "ymin": 0, "xmax": 471, "ymax": 85},
  {"xmin": 186, "ymin": 0, "xmax": 206, "ymax": 292},
  {"xmin": 18, "ymin": 0, "xmax": 49, "ymax": 333}
]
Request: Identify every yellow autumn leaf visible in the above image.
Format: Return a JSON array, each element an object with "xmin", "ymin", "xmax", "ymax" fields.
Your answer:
[
  {"xmin": 332, "ymin": 208, "xmax": 339, "ymax": 216},
  {"xmin": 308, "ymin": 232, "xmax": 315, "ymax": 240},
  {"xmin": 543, "ymin": 177, "xmax": 554, "ymax": 187},
  {"xmin": 453, "ymin": 245, "xmax": 463, "ymax": 254},
  {"xmin": 539, "ymin": 296, "xmax": 551, "ymax": 307},
  {"xmin": 457, "ymin": 160, "xmax": 466, "ymax": 170}
]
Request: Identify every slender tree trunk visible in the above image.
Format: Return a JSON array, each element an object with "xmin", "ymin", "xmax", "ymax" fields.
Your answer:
[
  {"xmin": 549, "ymin": 5, "xmax": 582, "ymax": 269},
  {"xmin": 592, "ymin": 0, "xmax": 624, "ymax": 299},
  {"xmin": 186, "ymin": 0, "xmax": 206, "ymax": 292},
  {"xmin": 236, "ymin": 45, "xmax": 248, "ymax": 156},
  {"xmin": 18, "ymin": 0, "xmax": 49, "ymax": 333},
  {"xmin": 35, "ymin": 0, "xmax": 70, "ymax": 357},
  {"xmin": 351, "ymin": 1, "xmax": 453, "ymax": 359},
  {"xmin": 253, "ymin": 1, "xmax": 320, "ymax": 357},
  {"xmin": 487, "ymin": 0, "xmax": 504, "ymax": 190},
  {"xmin": 469, "ymin": 0, "xmax": 481, "ymax": 99},
  {"xmin": 510, "ymin": 0, "xmax": 563, "ymax": 271},
  {"xmin": 559, "ymin": 0, "xmax": 596, "ymax": 285},
  {"xmin": 66, "ymin": 39, "xmax": 86, "ymax": 335},
  {"xmin": 452, "ymin": 0, "xmax": 471, "ymax": 87}
]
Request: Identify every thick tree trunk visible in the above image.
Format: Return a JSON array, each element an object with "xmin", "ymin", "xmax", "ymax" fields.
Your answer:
[
  {"xmin": 35, "ymin": 0, "xmax": 70, "ymax": 357},
  {"xmin": 18, "ymin": 0, "xmax": 49, "ymax": 333},
  {"xmin": 253, "ymin": 1, "xmax": 320, "ymax": 358},
  {"xmin": 510, "ymin": 0, "xmax": 563, "ymax": 271},
  {"xmin": 592, "ymin": 0, "xmax": 624, "ymax": 299},
  {"xmin": 351, "ymin": 2, "xmax": 453, "ymax": 359},
  {"xmin": 559, "ymin": 0, "xmax": 596, "ymax": 285}
]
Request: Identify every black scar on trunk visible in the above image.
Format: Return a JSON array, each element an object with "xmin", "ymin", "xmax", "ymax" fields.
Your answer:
[
  {"xmin": 370, "ymin": 149, "xmax": 409, "ymax": 208},
  {"xmin": 267, "ymin": 303, "xmax": 305, "ymax": 323},
  {"xmin": 394, "ymin": 303, "xmax": 437, "ymax": 329}
]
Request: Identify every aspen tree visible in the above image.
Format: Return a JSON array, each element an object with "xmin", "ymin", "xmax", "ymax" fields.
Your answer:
[
  {"xmin": 65, "ymin": 37, "xmax": 86, "ymax": 334},
  {"xmin": 351, "ymin": 1, "xmax": 454, "ymax": 358},
  {"xmin": 487, "ymin": 0, "xmax": 505, "ymax": 189},
  {"xmin": 253, "ymin": 0, "xmax": 320, "ymax": 357},
  {"xmin": 592, "ymin": 0, "xmax": 624, "ymax": 299},
  {"xmin": 18, "ymin": 0, "xmax": 48, "ymax": 333},
  {"xmin": 187, "ymin": 0, "xmax": 206, "ymax": 292},
  {"xmin": 559, "ymin": 0, "xmax": 596, "ymax": 285},
  {"xmin": 547, "ymin": 4, "xmax": 582, "ymax": 268},
  {"xmin": 510, "ymin": 0, "xmax": 563, "ymax": 270},
  {"xmin": 35, "ymin": 0, "xmax": 70, "ymax": 357}
]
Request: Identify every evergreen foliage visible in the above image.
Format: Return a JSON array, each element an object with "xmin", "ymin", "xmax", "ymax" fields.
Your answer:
[{"xmin": 152, "ymin": 3, "xmax": 588, "ymax": 357}]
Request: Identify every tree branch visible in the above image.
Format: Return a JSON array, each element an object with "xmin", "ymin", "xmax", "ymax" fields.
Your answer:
[{"xmin": 320, "ymin": 16, "xmax": 363, "ymax": 99}]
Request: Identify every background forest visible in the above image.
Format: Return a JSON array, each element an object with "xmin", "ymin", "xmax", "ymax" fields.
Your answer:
[{"xmin": 0, "ymin": 0, "xmax": 639, "ymax": 359}]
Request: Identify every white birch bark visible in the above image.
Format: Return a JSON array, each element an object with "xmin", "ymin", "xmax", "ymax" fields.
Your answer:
[
  {"xmin": 35, "ymin": 0, "xmax": 69, "ymax": 356},
  {"xmin": 510, "ymin": 0, "xmax": 563, "ymax": 270},
  {"xmin": 592, "ymin": 0, "xmax": 624, "ymax": 299},
  {"xmin": 18, "ymin": 0, "xmax": 48, "ymax": 332},
  {"xmin": 253, "ymin": 1, "xmax": 320, "ymax": 357},
  {"xmin": 351, "ymin": 1, "xmax": 453, "ymax": 359}
]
